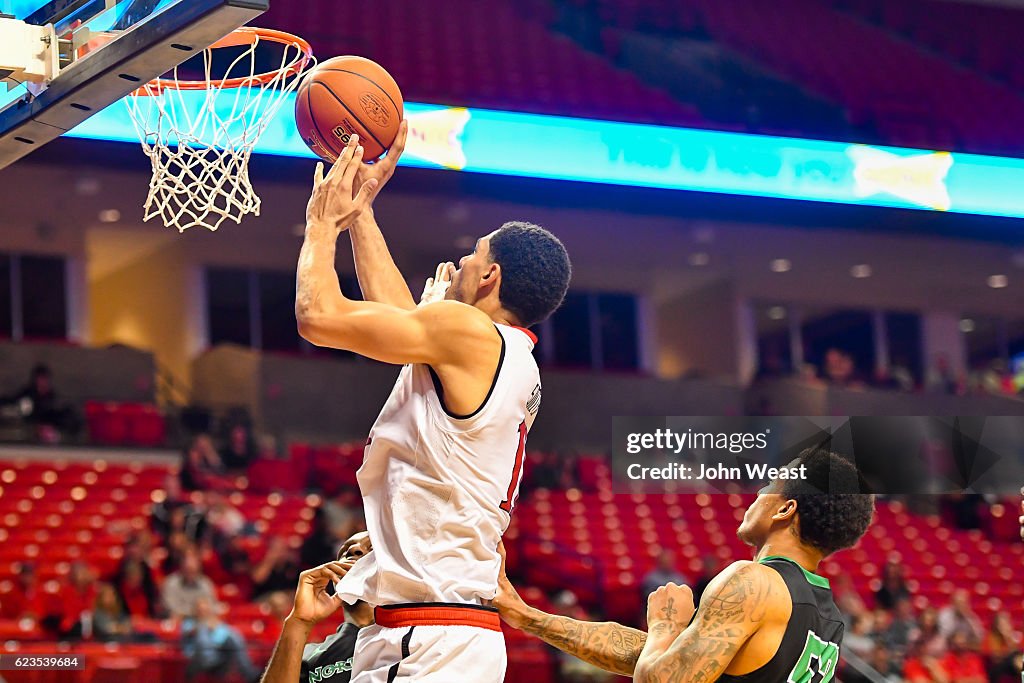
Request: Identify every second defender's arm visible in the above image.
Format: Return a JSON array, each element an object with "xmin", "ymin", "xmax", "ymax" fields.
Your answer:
[{"xmin": 494, "ymin": 542, "xmax": 646, "ymax": 676}]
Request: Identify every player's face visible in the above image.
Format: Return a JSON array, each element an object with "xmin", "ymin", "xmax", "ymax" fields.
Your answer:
[
  {"xmin": 736, "ymin": 481, "xmax": 785, "ymax": 547},
  {"xmin": 447, "ymin": 232, "xmax": 498, "ymax": 304},
  {"xmin": 338, "ymin": 531, "xmax": 371, "ymax": 563}
]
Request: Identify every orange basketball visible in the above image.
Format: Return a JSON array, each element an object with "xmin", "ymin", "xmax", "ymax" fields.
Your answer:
[{"xmin": 295, "ymin": 56, "xmax": 404, "ymax": 163}]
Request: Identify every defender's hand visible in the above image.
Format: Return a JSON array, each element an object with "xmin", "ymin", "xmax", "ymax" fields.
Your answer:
[
  {"xmin": 306, "ymin": 134, "xmax": 378, "ymax": 231},
  {"xmin": 288, "ymin": 561, "xmax": 349, "ymax": 627},
  {"xmin": 645, "ymin": 583, "xmax": 695, "ymax": 634},
  {"xmin": 419, "ymin": 261, "xmax": 455, "ymax": 306},
  {"xmin": 493, "ymin": 541, "xmax": 530, "ymax": 629},
  {"xmin": 355, "ymin": 119, "xmax": 409, "ymax": 203}
]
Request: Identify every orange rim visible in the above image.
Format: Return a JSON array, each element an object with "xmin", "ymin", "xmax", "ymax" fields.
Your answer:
[{"xmin": 138, "ymin": 27, "xmax": 313, "ymax": 94}]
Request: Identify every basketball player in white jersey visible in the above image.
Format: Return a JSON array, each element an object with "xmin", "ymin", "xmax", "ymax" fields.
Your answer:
[{"xmin": 294, "ymin": 125, "xmax": 571, "ymax": 682}]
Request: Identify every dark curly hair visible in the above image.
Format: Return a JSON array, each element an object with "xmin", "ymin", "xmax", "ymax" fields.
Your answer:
[
  {"xmin": 779, "ymin": 447, "xmax": 875, "ymax": 556},
  {"xmin": 488, "ymin": 221, "xmax": 571, "ymax": 327}
]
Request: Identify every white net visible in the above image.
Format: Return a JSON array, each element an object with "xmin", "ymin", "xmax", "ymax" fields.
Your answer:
[{"xmin": 125, "ymin": 30, "xmax": 313, "ymax": 232}]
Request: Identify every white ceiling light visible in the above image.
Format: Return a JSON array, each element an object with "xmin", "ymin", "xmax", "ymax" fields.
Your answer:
[
  {"xmin": 767, "ymin": 306, "xmax": 787, "ymax": 320},
  {"xmin": 688, "ymin": 252, "xmax": 710, "ymax": 266},
  {"xmin": 850, "ymin": 264, "xmax": 872, "ymax": 278},
  {"xmin": 987, "ymin": 274, "xmax": 1009, "ymax": 289},
  {"xmin": 98, "ymin": 209, "xmax": 121, "ymax": 223},
  {"xmin": 959, "ymin": 318, "xmax": 975, "ymax": 333},
  {"xmin": 770, "ymin": 258, "xmax": 791, "ymax": 273}
]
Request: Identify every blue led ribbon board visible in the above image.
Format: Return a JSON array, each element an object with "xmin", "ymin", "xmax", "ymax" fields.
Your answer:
[{"xmin": 61, "ymin": 94, "xmax": 1024, "ymax": 220}]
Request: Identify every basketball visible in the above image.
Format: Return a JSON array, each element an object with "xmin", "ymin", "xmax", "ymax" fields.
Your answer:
[{"xmin": 295, "ymin": 56, "xmax": 404, "ymax": 163}]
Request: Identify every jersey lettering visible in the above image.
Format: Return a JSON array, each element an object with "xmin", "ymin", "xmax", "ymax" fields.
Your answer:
[
  {"xmin": 499, "ymin": 420, "xmax": 527, "ymax": 513},
  {"xmin": 787, "ymin": 631, "xmax": 839, "ymax": 683}
]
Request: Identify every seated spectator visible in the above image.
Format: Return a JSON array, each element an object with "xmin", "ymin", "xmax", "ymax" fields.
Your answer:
[
  {"xmin": 831, "ymin": 573, "xmax": 867, "ymax": 628},
  {"xmin": 939, "ymin": 632, "xmax": 987, "ymax": 683},
  {"xmin": 113, "ymin": 534, "xmax": 160, "ymax": 618},
  {"xmin": 904, "ymin": 643, "xmax": 950, "ymax": 683},
  {"xmin": 641, "ymin": 549, "xmax": 689, "ymax": 603},
  {"xmin": 221, "ymin": 423, "xmax": 256, "ymax": 471},
  {"xmin": 846, "ymin": 642, "xmax": 902, "ymax": 683},
  {"xmin": 43, "ymin": 561, "xmax": 97, "ymax": 639},
  {"xmin": 181, "ymin": 597, "xmax": 259, "ymax": 682},
  {"xmin": 2, "ymin": 364, "xmax": 78, "ymax": 442},
  {"xmin": 162, "ymin": 530, "xmax": 193, "ymax": 576},
  {"xmin": 822, "ymin": 348, "xmax": 864, "ymax": 387},
  {"xmin": 162, "ymin": 549, "xmax": 217, "ymax": 619},
  {"xmin": 0, "ymin": 563, "xmax": 45, "ymax": 621},
  {"xmin": 180, "ymin": 434, "xmax": 227, "ymax": 491},
  {"xmin": 151, "ymin": 474, "xmax": 206, "ymax": 542},
  {"xmin": 251, "ymin": 536, "xmax": 301, "ymax": 602},
  {"xmin": 300, "ymin": 506, "xmax": 340, "ymax": 569},
  {"xmin": 937, "ymin": 589, "xmax": 984, "ymax": 648},
  {"xmin": 983, "ymin": 612, "xmax": 1021, "ymax": 682},
  {"xmin": 844, "ymin": 612, "xmax": 878, "ymax": 662},
  {"xmin": 206, "ymin": 490, "xmax": 248, "ymax": 539},
  {"xmin": 882, "ymin": 597, "xmax": 919, "ymax": 657},
  {"xmin": 874, "ymin": 557, "xmax": 911, "ymax": 610},
  {"xmin": 927, "ymin": 353, "xmax": 961, "ymax": 394},
  {"xmin": 93, "ymin": 583, "xmax": 133, "ymax": 642},
  {"xmin": 911, "ymin": 607, "xmax": 948, "ymax": 659}
]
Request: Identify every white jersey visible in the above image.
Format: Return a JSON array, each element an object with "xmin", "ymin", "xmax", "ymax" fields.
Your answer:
[{"xmin": 337, "ymin": 323, "xmax": 542, "ymax": 607}]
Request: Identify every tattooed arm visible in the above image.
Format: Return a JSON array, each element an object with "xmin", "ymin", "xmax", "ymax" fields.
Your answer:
[
  {"xmin": 635, "ymin": 561, "xmax": 777, "ymax": 683},
  {"xmin": 493, "ymin": 542, "xmax": 646, "ymax": 676}
]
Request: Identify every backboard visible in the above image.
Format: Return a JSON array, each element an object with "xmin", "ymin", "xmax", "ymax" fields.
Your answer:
[{"xmin": 0, "ymin": 0, "xmax": 268, "ymax": 170}]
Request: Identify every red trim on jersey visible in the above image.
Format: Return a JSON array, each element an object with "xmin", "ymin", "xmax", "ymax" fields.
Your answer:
[
  {"xmin": 512, "ymin": 326, "xmax": 538, "ymax": 344},
  {"xmin": 374, "ymin": 604, "xmax": 502, "ymax": 631}
]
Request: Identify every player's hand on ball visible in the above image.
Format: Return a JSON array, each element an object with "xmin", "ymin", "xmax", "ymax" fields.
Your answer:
[
  {"xmin": 355, "ymin": 119, "xmax": 408, "ymax": 204},
  {"xmin": 306, "ymin": 134, "xmax": 378, "ymax": 232},
  {"xmin": 646, "ymin": 583, "xmax": 695, "ymax": 634},
  {"xmin": 419, "ymin": 261, "xmax": 455, "ymax": 306},
  {"xmin": 288, "ymin": 561, "xmax": 348, "ymax": 627}
]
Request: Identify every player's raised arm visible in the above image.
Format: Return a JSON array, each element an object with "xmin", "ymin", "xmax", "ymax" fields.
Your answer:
[
  {"xmin": 493, "ymin": 542, "xmax": 647, "ymax": 676},
  {"xmin": 348, "ymin": 121, "xmax": 417, "ymax": 310},
  {"xmin": 296, "ymin": 137, "xmax": 495, "ymax": 365},
  {"xmin": 634, "ymin": 562, "xmax": 778, "ymax": 683}
]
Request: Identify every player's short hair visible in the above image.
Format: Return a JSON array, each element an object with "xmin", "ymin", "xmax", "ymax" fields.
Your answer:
[
  {"xmin": 778, "ymin": 447, "xmax": 875, "ymax": 556},
  {"xmin": 489, "ymin": 221, "xmax": 571, "ymax": 327}
]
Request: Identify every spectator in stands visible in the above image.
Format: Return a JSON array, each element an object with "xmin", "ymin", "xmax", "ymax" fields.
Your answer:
[
  {"xmin": 845, "ymin": 641, "xmax": 902, "ymax": 683},
  {"xmin": 112, "ymin": 533, "xmax": 160, "ymax": 618},
  {"xmin": 937, "ymin": 589, "xmax": 984, "ymax": 648},
  {"xmin": 984, "ymin": 612, "xmax": 1022, "ymax": 682},
  {"xmin": 3, "ymin": 363, "xmax": 78, "ymax": 442},
  {"xmin": 939, "ymin": 632, "xmax": 987, "ymax": 683},
  {"xmin": 162, "ymin": 549, "xmax": 217, "ymax": 619},
  {"xmin": 640, "ymin": 549, "xmax": 689, "ymax": 603},
  {"xmin": 844, "ymin": 612, "xmax": 878, "ymax": 661},
  {"xmin": 45, "ymin": 561, "xmax": 97, "ymax": 639},
  {"xmin": 0, "ymin": 563, "xmax": 44, "ymax": 621},
  {"xmin": 874, "ymin": 557, "xmax": 911, "ymax": 610},
  {"xmin": 883, "ymin": 596, "xmax": 919, "ymax": 657},
  {"xmin": 927, "ymin": 353, "xmax": 961, "ymax": 394},
  {"xmin": 180, "ymin": 434, "xmax": 226, "ymax": 491},
  {"xmin": 151, "ymin": 474, "xmax": 206, "ymax": 542},
  {"xmin": 221, "ymin": 423, "xmax": 257, "ymax": 472},
  {"xmin": 831, "ymin": 573, "xmax": 867, "ymax": 627},
  {"xmin": 911, "ymin": 607, "xmax": 948, "ymax": 659},
  {"xmin": 301, "ymin": 506, "xmax": 340, "ymax": 569},
  {"xmin": 163, "ymin": 529, "xmax": 193, "ymax": 575},
  {"xmin": 181, "ymin": 597, "xmax": 260, "ymax": 682},
  {"xmin": 904, "ymin": 641, "xmax": 949, "ymax": 683},
  {"xmin": 823, "ymin": 348, "xmax": 863, "ymax": 387},
  {"xmin": 93, "ymin": 583, "xmax": 133, "ymax": 642},
  {"xmin": 251, "ymin": 536, "xmax": 301, "ymax": 602}
]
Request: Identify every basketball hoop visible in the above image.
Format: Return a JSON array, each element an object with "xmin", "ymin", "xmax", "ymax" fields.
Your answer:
[{"xmin": 124, "ymin": 27, "xmax": 314, "ymax": 232}]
